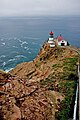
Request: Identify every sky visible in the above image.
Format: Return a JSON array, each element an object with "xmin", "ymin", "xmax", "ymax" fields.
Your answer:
[{"xmin": 0, "ymin": 0, "xmax": 80, "ymax": 16}]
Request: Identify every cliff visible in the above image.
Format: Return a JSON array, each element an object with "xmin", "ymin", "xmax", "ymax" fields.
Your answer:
[{"xmin": 0, "ymin": 43, "xmax": 79, "ymax": 120}]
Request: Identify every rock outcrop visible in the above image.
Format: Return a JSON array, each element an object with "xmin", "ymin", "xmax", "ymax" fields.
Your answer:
[{"xmin": 0, "ymin": 43, "xmax": 79, "ymax": 120}]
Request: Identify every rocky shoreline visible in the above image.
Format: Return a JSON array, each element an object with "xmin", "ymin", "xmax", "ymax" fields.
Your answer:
[{"xmin": 0, "ymin": 42, "xmax": 79, "ymax": 120}]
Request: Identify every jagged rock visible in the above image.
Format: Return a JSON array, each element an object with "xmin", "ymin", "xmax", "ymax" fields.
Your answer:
[
  {"xmin": 9, "ymin": 104, "xmax": 21, "ymax": 120},
  {"xmin": 0, "ymin": 44, "xmax": 79, "ymax": 120},
  {"xmin": 0, "ymin": 70, "xmax": 11, "ymax": 80}
]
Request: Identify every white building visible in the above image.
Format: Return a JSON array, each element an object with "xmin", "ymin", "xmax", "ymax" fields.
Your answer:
[
  {"xmin": 58, "ymin": 39, "xmax": 68, "ymax": 46},
  {"xmin": 57, "ymin": 35, "xmax": 68, "ymax": 46}
]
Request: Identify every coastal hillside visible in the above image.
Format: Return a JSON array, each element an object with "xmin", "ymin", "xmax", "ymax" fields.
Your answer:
[{"xmin": 0, "ymin": 43, "xmax": 79, "ymax": 120}]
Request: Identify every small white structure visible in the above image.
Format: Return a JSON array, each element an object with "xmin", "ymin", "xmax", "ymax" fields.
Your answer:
[
  {"xmin": 48, "ymin": 31, "xmax": 55, "ymax": 47},
  {"xmin": 57, "ymin": 35, "xmax": 68, "ymax": 46},
  {"xmin": 58, "ymin": 39, "xmax": 68, "ymax": 46}
]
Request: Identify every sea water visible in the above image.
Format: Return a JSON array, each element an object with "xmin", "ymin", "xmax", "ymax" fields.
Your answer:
[{"xmin": 0, "ymin": 16, "xmax": 80, "ymax": 71}]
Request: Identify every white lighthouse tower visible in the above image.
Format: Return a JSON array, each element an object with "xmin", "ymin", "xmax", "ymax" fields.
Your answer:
[
  {"xmin": 48, "ymin": 31, "xmax": 54, "ymax": 43},
  {"xmin": 48, "ymin": 31, "xmax": 55, "ymax": 47}
]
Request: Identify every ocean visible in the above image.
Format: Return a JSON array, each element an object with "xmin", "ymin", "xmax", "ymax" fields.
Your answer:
[{"xmin": 0, "ymin": 16, "xmax": 80, "ymax": 71}]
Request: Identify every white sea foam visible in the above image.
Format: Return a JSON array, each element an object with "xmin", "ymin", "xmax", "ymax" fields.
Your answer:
[
  {"xmin": 0, "ymin": 55, "xmax": 6, "ymax": 58},
  {"xmin": 15, "ymin": 55, "xmax": 27, "ymax": 58},
  {"xmin": 32, "ymin": 42, "xmax": 37, "ymax": 45},
  {"xmin": 8, "ymin": 58, "xmax": 15, "ymax": 62},
  {"xmin": 5, "ymin": 68, "xmax": 13, "ymax": 73},
  {"xmin": 2, "ymin": 62, "xmax": 6, "ymax": 67},
  {"xmin": 23, "ymin": 47, "xmax": 29, "ymax": 50},
  {"xmin": 27, "ymin": 47, "xmax": 29, "ymax": 50},
  {"xmin": 21, "ymin": 41, "xmax": 28, "ymax": 48},
  {"xmin": 13, "ymin": 46, "xmax": 18, "ymax": 48},
  {"xmin": 18, "ymin": 39, "xmax": 28, "ymax": 49},
  {"xmin": 24, "ymin": 47, "xmax": 27, "ymax": 49},
  {"xmin": 2, "ymin": 42, "xmax": 5, "ymax": 46},
  {"xmin": 21, "ymin": 41, "xmax": 28, "ymax": 45},
  {"xmin": 18, "ymin": 39, "xmax": 23, "ymax": 43},
  {"xmin": 28, "ymin": 51, "xmax": 31, "ymax": 54}
]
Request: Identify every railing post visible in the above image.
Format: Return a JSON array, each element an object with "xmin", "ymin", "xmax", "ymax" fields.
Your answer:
[
  {"xmin": 78, "ymin": 60, "xmax": 80, "ymax": 120},
  {"xmin": 73, "ymin": 83, "xmax": 78, "ymax": 120}
]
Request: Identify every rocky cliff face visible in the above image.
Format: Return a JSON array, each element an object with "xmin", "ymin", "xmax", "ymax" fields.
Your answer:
[{"xmin": 0, "ymin": 43, "xmax": 79, "ymax": 120}]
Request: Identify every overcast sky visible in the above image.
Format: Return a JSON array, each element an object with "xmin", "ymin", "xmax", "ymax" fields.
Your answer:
[{"xmin": 0, "ymin": 0, "xmax": 80, "ymax": 16}]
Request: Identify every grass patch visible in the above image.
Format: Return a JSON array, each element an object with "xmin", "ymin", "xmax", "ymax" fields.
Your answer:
[
  {"xmin": 52, "ymin": 63, "xmax": 62, "ymax": 68},
  {"xmin": 56, "ymin": 80, "xmax": 76, "ymax": 120},
  {"xmin": 61, "ymin": 57, "xmax": 78, "ymax": 80},
  {"xmin": 63, "ymin": 57, "xmax": 78, "ymax": 65},
  {"xmin": 55, "ymin": 57, "xmax": 78, "ymax": 120},
  {"xmin": 40, "ymin": 57, "xmax": 78, "ymax": 120},
  {"xmin": 40, "ymin": 77, "xmax": 54, "ymax": 86},
  {"xmin": 61, "ymin": 71, "xmax": 78, "ymax": 80},
  {"xmin": 40, "ymin": 74, "xmax": 56, "ymax": 90}
]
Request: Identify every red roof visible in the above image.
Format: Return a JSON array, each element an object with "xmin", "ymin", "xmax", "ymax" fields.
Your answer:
[
  {"xmin": 49, "ymin": 31, "xmax": 53, "ymax": 35},
  {"xmin": 57, "ymin": 35, "xmax": 63, "ymax": 41}
]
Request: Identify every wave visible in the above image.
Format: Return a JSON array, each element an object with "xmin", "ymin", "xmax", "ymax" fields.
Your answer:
[
  {"xmin": 15, "ymin": 55, "xmax": 27, "ymax": 58},
  {"xmin": 20, "ymin": 41, "xmax": 28, "ymax": 49},
  {"xmin": 2, "ymin": 42, "xmax": 6, "ymax": 46},
  {"xmin": 18, "ymin": 39, "xmax": 29, "ymax": 49},
  {"xmin": 21, "ymin": 41, "xmax": 28, "ymax": 45},
  {"xmin": 0, "ymin": 55, "xmax": 6, "ymax": 58},
  {"xmin": 28, "ymin": 51, "xmax": 31, "ymax": 54},
  {"xmin": 2, "ymin": 62, "xmax": 6, "ymax": 67},
  {"xmin": 1, "ymin": 58, "xmax": 15, "ymax": 68},
  {"xmin": 18, "ymin": 39, "xmax": 23, "ymax": 43},
  {"xmin": 8, "ymin": 58, "xmax": 16, "ymax": 62},
  {"xmin": 32, "ymin": 42, "xmax": 37, "ymax": 45},
  {"xmin": 12, "ymin": 46, "xmax": 18, "ymax": 48},
  {"xmin": 5, "ymin": 68, "xmax": 14, "ymax": 73}
]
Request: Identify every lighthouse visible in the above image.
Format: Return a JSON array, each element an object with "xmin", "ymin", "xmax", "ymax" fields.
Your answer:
[
  {"xmin": 48, "ymin": 31, "xmax": 54, "ymax": 43},
  {"xmin": 48, "ymin": 31, "xmax": 55, "ymax": 47}
]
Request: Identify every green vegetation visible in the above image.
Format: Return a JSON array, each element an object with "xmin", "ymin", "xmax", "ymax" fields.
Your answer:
[
  {"xmin": 52, "ymin": 63, "xmax": 62, "ymax": 68},
  {"xmin": 63, "ymin": 57, "xmax": 78, "ymax": 64},
  {"xmin": 40, "ymin": 56, "xmax": 78, "ymax": 120},
  {"xmin": 56, "ymin": 57, "xmax": 78, "ymax": 120},
  {"xmin": 56, "ymin": 80, "xmax": 76, "ymax": 120},
  {"xmin": 61, "ymin": 57, "xmax": 78, "ymax": 80},
  {"xmin": 40, "ymin": 75, "xmax": 55, "ymax": 89}
]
